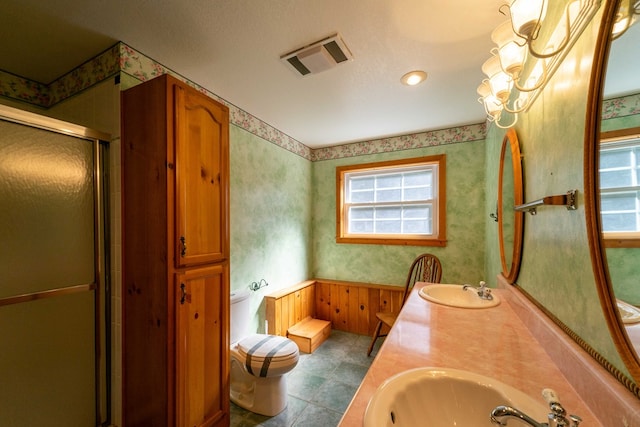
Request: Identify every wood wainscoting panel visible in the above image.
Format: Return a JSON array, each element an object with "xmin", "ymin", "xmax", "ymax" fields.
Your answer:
[
  {"xmin": 315, "ymin": 281, "xmax": 332, "ymax": 321},
  {"xmin": 314, "ymin": 279, "xmax": 403, "ymax": 336},
  {"xmin": 265, "ymin": 279, "xmax": 404, "ymax": 337},
  {"xmin": 265, "ymin": 280, "xmax": 316, "ymax": 336}
]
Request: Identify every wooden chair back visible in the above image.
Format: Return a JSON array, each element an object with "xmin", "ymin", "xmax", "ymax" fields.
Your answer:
[{"xmin": 400, "ymin": 253, "xmax": 443, "ymax": 306}]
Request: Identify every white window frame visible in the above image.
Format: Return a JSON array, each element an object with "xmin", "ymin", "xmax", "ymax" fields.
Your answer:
[
  {"xmin": 336, "ymin": 155, "xmax": 446, "ymax": 246},
  {"xmin": 600, "ymin": 127, "xmax": 640, "ymax": 248}
]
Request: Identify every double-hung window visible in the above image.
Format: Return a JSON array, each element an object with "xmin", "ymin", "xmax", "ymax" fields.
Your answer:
[
  {"xmin": 600, "ymin": 128, "xmax": 640, "ymax": 247},
  {"xmin": 336, "ymin": 155, "xmax": 446, "ymax": 246}
]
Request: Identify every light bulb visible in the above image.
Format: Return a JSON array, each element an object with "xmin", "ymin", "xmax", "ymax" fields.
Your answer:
[{"xmin": 510, "ymin": 0, "xmax": 546, "ymax": 38}]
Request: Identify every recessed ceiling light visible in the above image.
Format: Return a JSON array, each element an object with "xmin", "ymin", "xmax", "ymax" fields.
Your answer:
[{"xmin": 401, "ymin": 70, "xmax": 428, "ymax": 86}]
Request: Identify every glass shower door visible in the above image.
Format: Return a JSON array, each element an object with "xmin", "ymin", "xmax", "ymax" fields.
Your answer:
[{"xmin": 0, "ymin": 110, "xmax": 109, "ymax": 427}]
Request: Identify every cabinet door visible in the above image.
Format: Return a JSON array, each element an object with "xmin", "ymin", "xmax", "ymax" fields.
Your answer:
[
  {"xmin": 176, "ymin": 264, "xmax": 229, "ymax": 427},
  {"xmin": 174, "ymin": 85, "xmax": 229, "ymax": 267}
]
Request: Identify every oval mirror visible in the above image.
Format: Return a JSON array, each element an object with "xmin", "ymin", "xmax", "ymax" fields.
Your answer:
[
  {"xmin": 586, "ymin": 0, "xmax": 640, "ymax": 388},
  {"xmin": 498, "ymin": 128, "xmax": 524, "ymax": 284}
]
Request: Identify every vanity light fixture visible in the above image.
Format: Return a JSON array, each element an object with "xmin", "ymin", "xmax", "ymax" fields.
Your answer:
[
  {"xmin": 401, "ymin": 70, "xmax": 427, "ymax": 86},
  {"xmin": 477, "ymin": 0, "xmax": 601, "ymax": 128},
  {"xmin": 612, "ymin": 0, "xmax": 640, "ymax": 39}
]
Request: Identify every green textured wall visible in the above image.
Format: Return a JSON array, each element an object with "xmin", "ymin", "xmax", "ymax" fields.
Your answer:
[
  {"xmin": 229, "ymin": 125, "xmax": 312, "ymax": 332},
  {"xmin": 486, "ymin": 3, "xmax": 628, "ymax": 375},
  {"xmin": 608, "ymin": 248, "xmax": 640, "ymax": 305},
  {"xmin": 312, "ymin": 141, "xmax": 486, "ymax": 286}
]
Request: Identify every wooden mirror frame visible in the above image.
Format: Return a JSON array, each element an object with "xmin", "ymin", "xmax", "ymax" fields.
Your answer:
[
  {"xmin": 584, "ymin": 0, "xmax": 640, "ymax": 392},
  {"xmin": 498, "ymin": 128, "xmax": 525, "ymax": 284}
]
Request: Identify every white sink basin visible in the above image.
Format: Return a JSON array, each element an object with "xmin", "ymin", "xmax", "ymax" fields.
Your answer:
[
  {"xmin": 364, "ymin": 368, "xmax": 548, "ymax": 427},
  {"xmin": 419, "ymin": 284, "xmax": 500, "ymax": 308}
]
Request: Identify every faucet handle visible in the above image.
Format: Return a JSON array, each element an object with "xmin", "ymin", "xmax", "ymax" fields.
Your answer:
[
  {"xmin": 543, "ymin": 388, "xmax": 566, "ymax": 417},
  {"xmin": 542, "ymin": 389, "xmax": 582, "ymax": 427},
  {"xmin": 569, "ymin": 414, "xmax": 582, "ymax": 427},
  {"xmin": 542, "ymin": 388, "xmax": 561, "ymax": 407}
]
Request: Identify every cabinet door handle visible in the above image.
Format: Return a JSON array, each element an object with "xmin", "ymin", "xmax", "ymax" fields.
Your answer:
[
  {"xmin": 180, "ymin": 283, "xmax": 187, "ymax": 304},
  {"xmin": 180, "ymin": 236, "xmax": 187, "ymax": 257}
]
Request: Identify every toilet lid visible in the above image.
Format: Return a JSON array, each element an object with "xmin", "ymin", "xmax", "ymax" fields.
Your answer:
[{"xmin": 238, "ymin": 334, "xmax": 299, "ymax": 377}]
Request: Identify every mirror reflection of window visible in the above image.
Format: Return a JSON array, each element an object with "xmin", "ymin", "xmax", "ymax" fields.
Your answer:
[
  {"xmin": 600, "ymin": 134, "xmax": 640, "ymax": 235},
  {"xmin": 600, "ymin": 128, "xmax": 640, "ymax": 246}
]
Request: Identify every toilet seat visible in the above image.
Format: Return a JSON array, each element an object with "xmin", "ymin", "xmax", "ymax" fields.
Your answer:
[{"xmin": 237, "ymin": 334, "xmax": 299, "ymax": 378}]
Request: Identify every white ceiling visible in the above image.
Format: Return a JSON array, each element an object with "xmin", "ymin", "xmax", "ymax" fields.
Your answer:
[
  {"xmin": 605, "ymin": 20, "xmax": 640, "ymax": 98},
  {"xmin": 0, "ymin": 0, "xmax": 510, "ymax": 148}
]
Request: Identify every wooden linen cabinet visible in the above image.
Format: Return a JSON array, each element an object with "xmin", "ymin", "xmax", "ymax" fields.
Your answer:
[{"xmin": 122, "ymin": 74, "xmax": 230, "ymax": 427}]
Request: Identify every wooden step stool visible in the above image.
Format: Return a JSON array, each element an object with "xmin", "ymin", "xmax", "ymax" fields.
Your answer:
[{"xmin": 287, "ymin": 317, "xmax": 331, "ymax": 353}]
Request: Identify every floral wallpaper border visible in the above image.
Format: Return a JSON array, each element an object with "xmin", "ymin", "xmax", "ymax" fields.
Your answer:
[
  {"xmin": 0, "ymin": 44, "xmax": 121, "ymax": 107},
  {"xmin": 311, "ymin": 123, "xmax": 486, "ymax": 161},
  {"xmin": 0, "ymin": 70, "xmax": 50, "ymax": 106},
  {"xmin": 602, "ymin": 93, "xmax": 640, "ymax": 120},
  {"xmin": 1, "ymin": 41, "xmax": 488, "ymax": 160}
]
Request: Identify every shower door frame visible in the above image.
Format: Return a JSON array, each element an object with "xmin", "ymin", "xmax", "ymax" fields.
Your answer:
[{"xmin": 0, "ymin": 104, "xmax": 112, "ymax": 426}]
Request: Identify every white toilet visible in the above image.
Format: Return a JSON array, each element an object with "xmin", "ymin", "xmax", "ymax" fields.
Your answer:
[{"xmin": 230, "ymin": 289, "xmax": 299, "ymax": 416}]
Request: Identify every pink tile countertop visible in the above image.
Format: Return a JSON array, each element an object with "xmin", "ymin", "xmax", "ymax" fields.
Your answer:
[{"xmin": 339, "ymin": 281, "xmax": 615, "ymax": 426}]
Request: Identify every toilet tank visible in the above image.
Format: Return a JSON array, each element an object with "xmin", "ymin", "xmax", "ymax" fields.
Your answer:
[{"xmin": 230, "ymin": 289, "xmax": 252, "ymax": 344}]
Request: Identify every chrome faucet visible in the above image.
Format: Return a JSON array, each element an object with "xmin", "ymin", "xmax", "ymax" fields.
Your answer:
[
  {"xmin": 462, "ymin": 280, "xmax": 493, "ymax": 300},
  {"xmin": 490, "ymin": 405, "xmax": 545, "ymax": 427},
  {"xmin": 490, "ymin": 389, "xmax": 582, "ymax": 427}
]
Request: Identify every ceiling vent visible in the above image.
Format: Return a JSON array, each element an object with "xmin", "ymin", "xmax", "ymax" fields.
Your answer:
[{"xmin": 280, "ymin": 33, "xmax": 353, "ymax": 76}]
